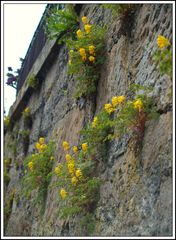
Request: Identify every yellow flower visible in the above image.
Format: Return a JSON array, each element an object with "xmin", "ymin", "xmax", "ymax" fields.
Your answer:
[
  {"xmin": 88, "ymin": 45, "xmax": 95, "ymax": 55},
  {"xmin": 75, "ymin": 169, "xmax": 82, "ymax": 179},
  {"xmin": 71, "ymin": 176, "xmax": 78, "ymax": 186},
  {"xmin": 28, "ymin": 161, "xmax": 33, "ymax": 171},
  {"xmin": 35, "ymin": 142, "xmax": 41, "ymax": 151},
  {"xmin": 82, "ymin": 55, "xmax": 87, "ymax": 62},
  {"xmin": 55, "ymin": 165, "xmax": 61, "ymax": 174},
  {"xmin": 24, "ymin": 107, "xmax": 30, "ymax": 114},
  {"xmin": 67, "ymin": 163, "xmax": 75, "ymax": 174},
  {"xmin": 39, "ymin": 144, "xmax": 47, "ymax": 153},
  {"xmin": 133, "ymin": 99, "xmax": 143, "ymax": 110},
  {"xmin": 84, "ymin": 24, "xmax": 92, "ymax": 34},
  {"xmin": 65, "ymin": 154, "xmax": 72, "ymax": 162},
  {"xmin": 82, "ymin": 143, "xmax": 88, "ymax": 152},
  {"xmin": 39, "ymin": 137, "xmax": 45, "ymax": 144},
  {"xmin": 92, "ymin": 116, "xmax": 98, "ymax": 128},
  {"xmin": 73, "ymin": 146, "xmax": 78, "ymax": 153},
  {"xmin": 111, "ymin": 96, "xmax": 125, "ymax": 107},
  {"xmin": 89, "ymin": 56, "xmax": 95, "ymax": 63},
  {"xmin": 82, "ymin": 16, "xmax": 88, "ymax": 24},
  {"xmin": 62, "ymin": 141, "xmax": 70, "ymax": 151},
  {"xmin": 79, "ymin": 48, "xmax": 86, "ymax": 56},
  {"xmin": 157, "ymin": 35, "xmax": 170, "ymax": 49},
  {"xmin": 104, "ymin": 103, "xmax": 115, "ymax": 114},
  {"xmin": 50, "ymin": 156, "xmax": 54, "ymax": 161},
  {"xmin": 76, "ymin": 29, "xmax": 83, "ymax": 38},
  {"xmin": 60, "ymin": 188, "xmax": 67, "ymax": 199}
]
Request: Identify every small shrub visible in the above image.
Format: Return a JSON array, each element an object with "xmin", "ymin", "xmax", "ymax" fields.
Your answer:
[
  {"xmin": 67, "ymin": 16, "xmax": 106, "ymax": 98},
  {"xmin": 45, "ymin": 4, "xmax": 79, "ymax": 44},
  {"xmin": 27, "ymin": 74, "xmax": 39, "ymax": 89},
  {"xmin": 152, "ymin": 35, "xmax": 172, "ymax": 78},
  {"xmin": 102, "ymin": 3, "xmax": 133, "ymax": 17},
  {"xmin": 21, "ymin": 138, "xmax": 55, "ymax": 207},
  {"xmin": 4, "ymin": 116, "xmax": 11, "ymax": 132},
  {"xmin": 54, "ymin": 140, "xmax": 101, "ymax": 220},
  {"xmin": 22, "ymin": 107, "xmax": 32, "ymax": 128}
]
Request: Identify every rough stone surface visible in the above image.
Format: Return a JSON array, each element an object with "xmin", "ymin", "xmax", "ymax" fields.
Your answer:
[{"xmin": 4, "ymin": 4, "xmax": 173, "ymax": 237}]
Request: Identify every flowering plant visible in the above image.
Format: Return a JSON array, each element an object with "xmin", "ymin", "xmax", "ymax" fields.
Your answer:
[
  {"xmin": 67, "ymin": 16, "xmax": 106, "ymax": 98},
  {"xmin": 152, "ymin": 35, "xmax": 172, "ymax": 78},
  {"xmin": 22, "ymin": 138, "xmax": 55, "ymax": 206},
  {"xmin": 53, "ymin": 140, "xmax": 101, "ymax": 219}
]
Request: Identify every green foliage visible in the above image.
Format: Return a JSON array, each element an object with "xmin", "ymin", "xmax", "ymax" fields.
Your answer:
[
  {"xmin": 152, "ymin": 47, "xmax": 172, "ymax": 78},
  {"xmin": 67, "ymin": 22, "xmax": 106, "ymax": 98},
  {"xmin": 27, "ymin": 74, "xmax": 39, "ymax": 89},
  {"xmin": 45, "ymin": 4, "xmax": 79, "ymax": 44},
  {"xmin": 19, "ymin": 130, "xmax": 30, "ymax": 143},
  {"xmin": 21, "ymin": 138, "xmax": 55, "ymax": 207},
  {"xmin": 4, "ymin": 172, "xmax": 10, "ymax": 188},
  {"xmin": 102, "ymin": 4, "xmax": 133, "ymax": 17}
]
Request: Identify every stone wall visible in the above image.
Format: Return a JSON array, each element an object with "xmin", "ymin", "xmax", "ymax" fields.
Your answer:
[{"xmin": 4, "ymin": 4, "xmax": 173, "ymax": 237}]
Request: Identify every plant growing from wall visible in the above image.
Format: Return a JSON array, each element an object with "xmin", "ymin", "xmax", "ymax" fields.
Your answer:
[
  {"xmin": 152, "ymin": 35, "xmax": 172, "ymax": 78},
  {"xmin": 67, "ymin": 16, "xmax": 106, "ymax": 98},
  {"xmin": 22, "ymin": 107, "xmax": 32, "ymax": 128},
  {"xmin": 54, "ymin": 140, "xmax": 101, "ymax": 223},
  {"xmin": 4, "ymin": 158, "xmax": 12, "ymax": 188},
  {"xmin": 4, "ymin": 116, "xmax": 11, "ymax": 133},
  {"xmin": 27, "ymin": 74, "xmax": 39, "ymax": 89},
  {"xmin": 82, "ymin": 84, "xmax": 159, "ymax": 156},
  {"xmin": 45, "ymin": 4, "xmax": 79, "ymax": 44},
  {"xmin": 101, "ymin": 3, "xmax": 133, "ymax": 17},
  {"xmin": 21, "ymin": 138, "xmax": 55, "ymax": 208}
]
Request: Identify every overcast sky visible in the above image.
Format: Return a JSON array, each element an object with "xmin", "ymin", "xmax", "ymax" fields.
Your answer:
[{"xmin": 3, "ymin": 3, "xmax": 47, "ymax": 115}]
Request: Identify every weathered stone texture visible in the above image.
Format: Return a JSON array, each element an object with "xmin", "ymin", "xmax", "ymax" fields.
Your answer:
[{"xmin": 4, "ymin": 3, "xmax": 173, "ymax": 237}]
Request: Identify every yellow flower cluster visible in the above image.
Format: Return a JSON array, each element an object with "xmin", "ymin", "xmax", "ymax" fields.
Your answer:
[
  {"xmin": 73, "ymin": 146, "xmax": 78, "ymax": 153},
  {"xmin": 82, "ymin": 143, "xmax": 88, "ymax": 152},
  {"xmin": 35, "ymin": 137, "xmax": 47, "ymax": 153},
  {"xmin": 104, "ymin": 103, "xmax": 115, "ymax": 114},
  {"xmin": 62, "ymin": 141, "xmax": 70, "ymax": 151},
  {"xmin": 58, "ymin": 141, "xmax": 86, "ymax": 199},
  {"xmin": 89, "ymin": 45, "xmax": 95, "ymax": 55},
  {"xmin": 157, "ymin": 35, "xmax": 170, "ymax": 49},
  {"xmin": 79, "ymin": 48, "xmax": 87, "ymax": 61},
  {"xmin": 104, "ymin": 96, "xmax": 126, "ymax": 114},
  {"xmin": 111, "ymin": 96, "xmax": 125, "ymax": 107},
  {"xmin": 92, "ymin": 116, "xmax": 98, "ymax": 128},
  {"xmin": 84, "ymin": 24, "xmax": 92, "ymax": 34},
  {"xmin": 60, "ymin": 188, "xmax": 67, "ymax": 199},
  {"xmin": 24, "ymin": 107, "xmax": 30, "ymax": 114},
  {"xmin": 133, "ymin": 99, "xmax": 143, "ymax": 110},
  {"xmin": 75, "ymin": 17, "xmax": 95, "ymax": 64},
  {"xmin": 82, "ymin": 16, "xmax": 88, "ymax": 24},
  {"xmin": 76, "ymin": 29, "xmax": 83, "ymax": 38},
  {"xmin": 28, "ymin": 161, "xmax": 33, "ymax": 171}
]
